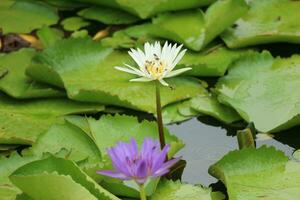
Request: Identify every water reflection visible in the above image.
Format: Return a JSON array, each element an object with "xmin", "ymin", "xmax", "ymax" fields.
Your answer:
[{"xmin": 168, "ymin": 117, "xmax": 295, "ymax": 186}]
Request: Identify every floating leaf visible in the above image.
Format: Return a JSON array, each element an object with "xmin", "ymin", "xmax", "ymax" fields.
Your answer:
[
  {"xmin": 162, "ymin": 101, "xmax": 194, "ymax": 124},
  {"xmin": 78, "ymin": 6, "xmax": 140, "ymax": 24},
  {"xmin": 110, "ymin": 0, "xmax": 247, "ymax": 50},
  {"xmin": 222, "ymin": 0, "xmax": 300, "ymax": 48},
  {"xmin": 76, "ymin": 0, "xmax": 215, "ymax": 19},
  {"xmin": 42, "ymin": 0, "xmax": 87, "ymax": 10},
  {"xmin": 0, "ymin": 48, "xmax": 64, "ymax": 98},
  {"xmin": 209, "ymin": 146, "xmax": 300, "ymax": 200},
  {"xmin": 162, "ymin": 90, "xmax": 241, "ymax": 124},
  {"xmin": 190, "ymin": 93, "xmax": 241, "ymax": 124},
  {"xmin": 0, "ymin": 153, "xmax": 39, "ymax": 200},
  {"xmin": 216, "ymin": 51, "xmax": 300, "ymax": 132},
  {"xmin": 26, "ymin": 120, "xmax": 102, "ymax": 164},
  {"xmin": 0, "ymin": 0, "xmax": 59, "ymax": 34},
  {"xmin": 150, "ymin": 180, "xmax": 224, "ymax": 200},
  {"xmin": 152, "ymin": 0, "xmax": 247, "ymax": 50},
  {"xmin": 27, "ymin": 37, "xmax": 204, "ymax": 113},
  {"xmin": 10, "ymin": 156, "xmax": 120, "ymax": 200},
  {"xmin": 61, "ymin": 17, "xmax": 90, "ymax": 32},
  {"xmin": 178, "ymin": 45, "xmax": 252, "ymax": 77},
  {"xmin": 0, "ymin": 93, "xmax": 104, "ymax": 144},
  {"xmin": 36, "ymin": 26, "xmax": 63, "ymax": 48}
]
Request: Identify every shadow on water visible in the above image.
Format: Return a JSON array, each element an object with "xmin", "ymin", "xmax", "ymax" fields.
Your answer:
[{"xmin": 167, "ymin": 117, "xmax": 296, "ymax": 186}]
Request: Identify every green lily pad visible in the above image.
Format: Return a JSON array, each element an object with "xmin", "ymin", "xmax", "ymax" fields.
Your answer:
[
  {"xmin": 162, "ymin": 101, "xmax": 195, "ymax": 124},
  {"xmin": 27, "ymin": 37, "xmax": 204, "ymax": 113},
  {"xmin": 190, "ymin": 93, "xmax": 241, "ymax": 124},
  {"xmin": 0, "ymin": 153, "xmax": 39, "ymax": 200},
  {"xmin": 10, "ymin": 156, "xmax": 120, "ymax": 200},
  {"xmin": 36, "ymin": 26, "xmax": 64, "ymax": 48},
  {"xmin": 101, "ymin": 31, "xmax": 139, "ymax": 49},
  {"xmin": 0, "ymin": 48, "xmax": 64, "ymax": 98},
  {"xmin": 42, "ymin": 0, "xmax": 87, "ymax": 10},
  {"xmin": 222, "ymin": 0, "xmax": 300, "ymax": 48},
  {"xmin": 61, "ymin": 17, "xmax": 90, "ymax": 31},
  {"xmin": 162, "ymin": 89, "xmax": 241, "ymax": 124},
  {"xmin": 178, "ymin": 45, "xmax": 252, "ymax": 77},
  {"xmin": 150, "ymin": 180, "xmax": 224, "ymax": 200},
  {"xmin": 71, "ymin": 29, "xmax": 89, "ymax": 38},
  {"xmin": 0, "ymin": 93, "xmax": 104, "ymax": 144},
  {"xmin": 0, "ymin": 0, "xmax": 59, "ymax": 34},
  {"xmin": 209, "ymin": 146, "xmax": 300, "ymax": 200},
  {"xmin": 25, "ymin": 120, "xmax": 102, "ymax": 164},
  {"xmin": 151, "ymin": 0, "xmax": 247, "ymax": 50},
  {"xmin": 110, "ymin": 0, "xmax": 247, "ymax": 51},
  {"xmin": 76, "ymin": 0, "xmax": 215, "ymax": 19},
  {"xmin": 78, "ymin": 6, "xmax": 140, "ymax": 24},
  {"xmin": 216, "ymin": 51, "xmax": 300, "ymax": 132},
  {"xmin": 15, "ymin": 193, "xmax": 32, "ymax": 200}
]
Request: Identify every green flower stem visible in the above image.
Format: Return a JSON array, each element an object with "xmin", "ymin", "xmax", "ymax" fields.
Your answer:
[
  {"xmin": 139, "ymin": 184, "xmax": 147, "ymax": 200},
  {"xmin": 156, "ymin": 81, "xmax": 166, "ymax": 150}
]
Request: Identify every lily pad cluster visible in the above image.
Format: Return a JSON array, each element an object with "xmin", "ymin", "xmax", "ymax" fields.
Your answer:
[{"xmin": 1, "ymin": 0, "xmax": 300, "ymax": 199}]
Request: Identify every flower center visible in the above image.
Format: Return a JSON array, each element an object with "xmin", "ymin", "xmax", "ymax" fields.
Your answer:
[{"xmin": 145, "ymin": 54, "xmax": 166, "ymax": 79}]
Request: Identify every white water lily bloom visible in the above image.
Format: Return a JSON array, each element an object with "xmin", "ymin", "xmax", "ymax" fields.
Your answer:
[{"xmin": 115, "ymin": 41, "xmax": 191, "ymax": 86}]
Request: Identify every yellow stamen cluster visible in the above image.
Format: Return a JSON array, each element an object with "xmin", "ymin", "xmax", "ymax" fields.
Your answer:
[{"xmin": 145, "ymin": 54, "xmax": 166, "ymax": 79}]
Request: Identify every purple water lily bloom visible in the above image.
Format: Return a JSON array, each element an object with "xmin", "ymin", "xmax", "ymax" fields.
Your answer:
[{"xmin": 97, "ymin": 138, "xmax": 180, "ymax": 185}]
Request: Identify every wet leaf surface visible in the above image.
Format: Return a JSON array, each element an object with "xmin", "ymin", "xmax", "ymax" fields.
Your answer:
[
  {"xmin": 222, "ymin": 0, "xmax": 300, "ymax": 48},
  {"xmin": 0, "ymin": 48, "xmax": 64, "ymax": 98},
  {"xmin": 209, "ymin": 146, "xmax": 300, "ymax": 200},
  {"xmin": 0, "ymin": 93, "xmax": 104, "ymax": 144},
  {"xmin": 216, "ymin": 51, "xmax": 300, "ymax": 132},
  {"xmin": 0, "ymin": 0, "xmax": 59, "ymax": 34}
]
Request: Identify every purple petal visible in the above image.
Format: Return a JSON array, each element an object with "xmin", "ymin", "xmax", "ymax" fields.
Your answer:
[
  {"xmin": 130, "ymin": 138, "xmax": 138, "ymax": 156},
  {"xmin": 141, "ymin": 138, "xmax": 159, "ymax": 158},
  {"xmin": 97, "ymin": 170, "xmax": 130, "ymax": 180},
  {"xmin": 107, "ymin": 148, "xmax": 130, "ymax": 175},
  {"xmin": 136, "ymin": 160, "xmax": 148, "ymax": 178},
  {"xmin": 153, "ymin": 169, "xmax": 170, "ymax": 177},
  {"xmin": 151, "ymin": 144, "xmax": 170, "ymax": 172},
  {"xmin": 153, "ymin": 157, "xmax": 181, "ymax": 176},
  {"xmin": 141, "ymin": 138, "xmax": 151, "ymax": 158}
]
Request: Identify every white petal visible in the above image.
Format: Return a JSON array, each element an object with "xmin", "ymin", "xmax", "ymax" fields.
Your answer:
[
  {"xmin": 164, "ymin": 67, "xmax": 192, "ymax": 78},
  {"xmin": 154, "ymin": 41, "xmax": 162, "ymax": 57},
  {"xmin": 161, "ymin": 41, "xmax": 169, "ymax": 62},
  {"xmin": 130, "ymin": 77, "xmax": 153, "ymax": 82},
  {"xmin": 124, "ymin": 64, "xmax": 145, "ymax": 76},
  {"xmin": 144, "ymin": 42, "xmax": 152, "ymax": 59},
  {"xmin": 159, "ymin": 79, "xmax": 169, "ymax": 86},
  {"xmin": 170, "ymin": 44, "xmax": 183, "ymax": 64},
  {"xmin": 169, "ymin": 49, "xmax": 187, "ymax": 71},
  {"xmin": 128, "ymin": 49, "xmax": 145, "ymax": 69},
  {"xmin": 115, "ymin": 66, "xmax": 142, "ymax": 76}
]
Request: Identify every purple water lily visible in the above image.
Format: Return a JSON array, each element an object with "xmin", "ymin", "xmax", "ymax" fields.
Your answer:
[{"xmin": 97, "ymin": 138, "xmax": 180, "ymax": 185}]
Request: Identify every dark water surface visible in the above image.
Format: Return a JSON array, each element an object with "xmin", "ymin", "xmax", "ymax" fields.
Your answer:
[{"xmin": 168, "ymin": 118, "xmax": 296, "ymax": 186}]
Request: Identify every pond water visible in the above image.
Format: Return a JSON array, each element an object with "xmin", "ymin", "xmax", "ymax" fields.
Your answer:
[{"xmin": 168, "ymin": 117, "xmax": 296, "ymax": 186}]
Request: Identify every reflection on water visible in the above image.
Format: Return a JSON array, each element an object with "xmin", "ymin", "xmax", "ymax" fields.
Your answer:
[{"xmin": 168, "ymin": 117, "xmax": 295, "ymax": 186}]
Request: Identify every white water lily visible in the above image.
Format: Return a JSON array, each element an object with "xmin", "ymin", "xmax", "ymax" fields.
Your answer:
[{"xmin": 115, "ymin": 41, "xmax": 191, "ymax": 86}]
